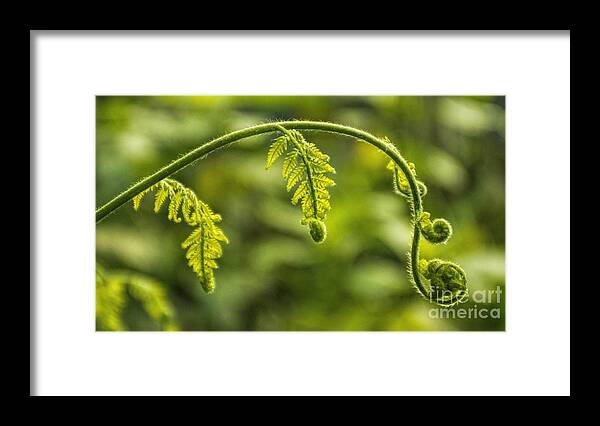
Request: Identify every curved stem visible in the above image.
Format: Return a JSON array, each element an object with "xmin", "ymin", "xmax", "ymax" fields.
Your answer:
[
  {"xmin": 96, "ymin": 121, "xmax": 421, "ymax": 223},
  {"xmin": 95, "ymin": 120, "xmax": 446, "ymax": 302}
]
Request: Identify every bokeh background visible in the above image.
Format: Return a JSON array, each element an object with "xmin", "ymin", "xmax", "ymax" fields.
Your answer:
[{"xmin": 96, "ymin": 96, "xmax": 505, "ymax": 331}]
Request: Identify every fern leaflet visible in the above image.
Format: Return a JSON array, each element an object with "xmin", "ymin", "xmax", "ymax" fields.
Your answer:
[
  {"xmin": 131, "ymin": 178, "xmax": 228, "ymax": 294},
  {"xmin": 265, "ymin": 135, "xmax": 288, "ymax": 169},
  {"xmin": 266, "ymin": 129, "xmax": 335, "ymax": 243},
  {"xmin": 96, "ymin": 265, "xmax": 177, "ymax": 331}
]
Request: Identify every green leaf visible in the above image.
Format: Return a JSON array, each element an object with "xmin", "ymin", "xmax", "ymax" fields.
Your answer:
[
  {"xmin": 153, "ymin": 185, "xmax": 169, "ymax": 212},
  {"xmin": 132, "ymin": 178, "xmax": 228, "ymax": 294},
  {"xmin": 282, "ymin": 151, "xmax": 299, "ymax": 178},
  {"xmin": 265, "ymin": 136, "xmax": 288, "ymax": 169},
  {"xmin": 286, "ymin": 166, "xmax": 305, "ymax": 191},
  {"xmin": 268, "ymin": 129, "xmax": 336, "ymax": 243}
]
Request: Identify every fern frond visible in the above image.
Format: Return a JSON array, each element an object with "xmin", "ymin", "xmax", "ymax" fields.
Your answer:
[
  {"xmin": 96, "ymin": 269, "xmax": 126, "ymax": 331},
  {"xmin": 127, "ymin": 275, "xmax": 176, "ymax": 329},
  {"xmin": 131, "ymin": 178, "xmax": 228, "ymax": 294},
  {"xmin": 266, "ymin": 129, "xmax": 336, "ymax": 243},
  {"xmin": 419, "ymin": 258, "xmax": 468, "ymax": 305},
  {"xmin": 387, "ymin": 160, "xmax": 427, "ymax": 198},
  {"xmin": 418, "ymin": 211, "xmax": 453, "ymax": 244},
  {"xmin": 182, "ymin": 222, "xmax": 225, "ymax": 294},
  {"xmin": 96, "ymin": 265, "xmax": 177, "ymax": 331}
]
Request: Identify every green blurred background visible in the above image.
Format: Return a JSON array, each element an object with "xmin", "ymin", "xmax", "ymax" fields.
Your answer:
[{"xmin": 96, "ymin": 96, "xmax": 505, "ymax": 331}]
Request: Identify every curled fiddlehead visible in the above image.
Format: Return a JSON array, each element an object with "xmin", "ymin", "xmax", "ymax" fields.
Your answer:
[
  {"xmin": 417, "ymin": 212, "xmax": 452, "ymax": 244},
  {"xmin": 132, "ymin": 178, "xmax": 228, "ymax": 294},
  {"xmin": 265, "ymin": 127, "xmax": 336, "ymax": 243},
  {"xmin": 386, "ymin": 143, "xmax": 467, "ymax": 306},
  {"xmin": 419, "ymin": 259, "xmax": 468, "ymax": 305},
  {"xmin": 386, "ymin": 159, "xmax": 427, "ymax": 199}
]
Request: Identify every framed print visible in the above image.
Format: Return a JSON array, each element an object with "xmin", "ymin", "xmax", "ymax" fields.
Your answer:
[{"xmin": 31, "ymin": 30, "xmax": 570, "ymax": 396}]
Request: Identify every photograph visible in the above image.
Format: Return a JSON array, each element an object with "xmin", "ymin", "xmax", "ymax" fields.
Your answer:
[{"xmin": 95, "ymin": 96, "xmax": 506, "ymax": 332}]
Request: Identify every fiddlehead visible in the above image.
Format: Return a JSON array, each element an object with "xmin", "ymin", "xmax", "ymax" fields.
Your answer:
[
  {"xmin": 97, "ymin": 120, "xmax": 468, "ymax": 307},
  {"xmin": 417, "ymin": 212, "xmax": 452, "ymax": 244},
  {"xmin": 386, "ymin": 159, "xmax": 427, "ymax": 199},
  {"xmin": 385, "ymin": 143, "xmax": 467, "ymax": 306},
  {"xmin": 132, "ymin": 178, "xmax": 228, "ymax": 294},
  {"xmin": 265, "ymin": 127, "xmax": 335, "ymax": 243},
  {"xmin": 419, "ymin": 259, "xmax": 468, "ymax": 305}
]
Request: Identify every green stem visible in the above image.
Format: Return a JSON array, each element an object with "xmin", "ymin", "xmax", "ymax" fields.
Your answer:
[
  {"xmin": 96, "ymin": 121, "xmax": 422, "ymax": 222},
  {"xmin": 95, "ymin": 120, "xmax": 445, "ymax": 303}
]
